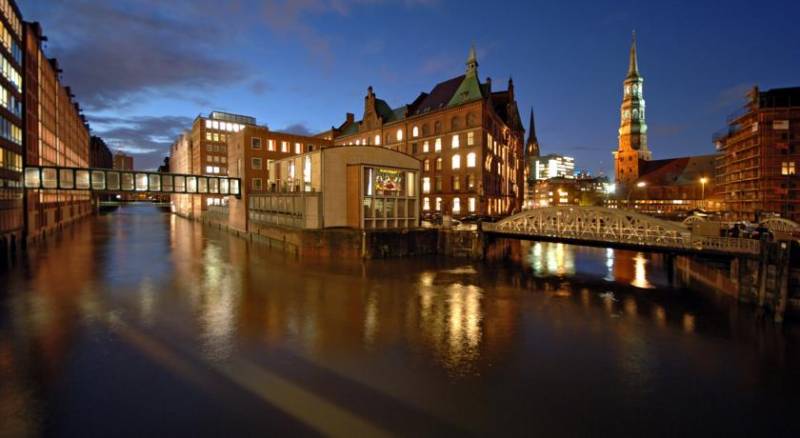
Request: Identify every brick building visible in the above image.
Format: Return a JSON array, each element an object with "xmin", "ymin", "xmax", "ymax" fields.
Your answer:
[
  {"xmin": 112, "ymin": 151, "xmax": 133, "ymax": 170},
  {"xmin": 325, "ymin": 47, "xmax": 525, "ymax": 218},
  {"xmin": 0, "ymin": 0, "xmax": 23, "ymax": 250},
  {"xmin": 24, "ymin": 21, "xmax": 91, "ymax": 240},
  {"xmin": 90, "ymin": 136, "xmax": 113, "ymax": 169},
  {"xmin": 714, "ymin": 86, "xmax": 800, "ymax": 222}
]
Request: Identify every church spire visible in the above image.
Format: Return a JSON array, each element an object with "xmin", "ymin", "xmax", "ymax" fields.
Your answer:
[
  {"xmin": 466, "ymin": 44, "xmax": 478, "ymax": 76},
  {"xmin": 526, "ymin": 107, "xmax": 540, "ymax": 157},
  {"xmin": 627, "ymin": 30, "xmax": 640, "ymax": 78}
]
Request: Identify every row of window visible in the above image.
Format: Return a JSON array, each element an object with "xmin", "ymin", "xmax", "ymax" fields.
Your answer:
[
  {"xmin": 422, "ymin": 196, "xmax": 478, "ymax": 214},
  {"xmin": 0, "ymin": 114, "xmax": 20, "ymax": 145},
  {"xmin": 204, "ymin": 119, "xmax": 244, "ymax": 133},
  {"xmin": 251, "ymin": 137, "xmax": 310, "ymax": 154},
  {"xmin": 423, "ymin": 153, "xmax": 478, "ymax": 172},
  {"xmin": 0, "ymin": 146, "xmax": 21, "ymax": 171},
  {"xmin": 205, "ymin": 132, "xmax": 229, "ymax": 143},
  {"xmin": 206, "ymin": 144, "xmax": 226, "ymax": 153},
  {"xmin": 0, "ymin": 85, "xmax": 20, "ymax": 117},
  {"xmin": 0, "ymin": 18, "xmax": 20, "ymax": 65},
  {"xmin": 207, "ymin": 155, "xmax": 227, "ymax": 164},
  {"xmin": 205, "ymin": 166, "xmax": 225, "ymax": 174},
  {"xmin": 0, "ymin": 0, "xmax": 21, "ymax": 39},
  {"xmin": 348, "ymin": 131, "xmax": 478, "ymax": 150},
  {"xmin": 422, "ymin": 175, "xmax": 477, "ymax": 193},
  {"xmin": 0, "ymin": 52, "xmax": 20, "ymax": 93}
]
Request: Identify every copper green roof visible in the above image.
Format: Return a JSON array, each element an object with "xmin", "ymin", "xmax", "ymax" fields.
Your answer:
[{"xmin": 447, "ymin": 73, "xmax": 484, "ymax": 107}]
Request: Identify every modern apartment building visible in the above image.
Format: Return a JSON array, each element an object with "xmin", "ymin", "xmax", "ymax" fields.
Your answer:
[
  {"xmin": 24, "ymin": 21, "xmax": 91, "ymax": 240},
  {"xmin": 325, "ymin": 47, "xmax": 525, "ymax": 218},
  {"xmin": 0, "ymin": 0, "xmax": 23, "ymax": 249},
  {"xmin": 714, "ymin": 86, "xmax": 800, "ymax": 222}
]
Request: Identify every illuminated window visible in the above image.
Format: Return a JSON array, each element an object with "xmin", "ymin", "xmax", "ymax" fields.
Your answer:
[
  {"xmin": 281, "ymin": 141, "xmax": 288, "ymax": 153},
  {"xmin": 451, "ymin": 134, "xmax": 460, "ymax": 149},
  {"xmin": 213, "ymin": 133, "xmax": 220, "ymax": 142},
  {"xmin": 295, "ymin": 142, "xmax": 301, "ymax": 154},
  {"xmin": 205, "ymin": 119, "xmax": 212, "ymax": 129},
  {"xmin": 435, "ymin": 197, "xmax": 442, "ymax": 211},
  {"xmin": 423, "ymin": 197, "xmax": 430, "ymax": 211},
  {"xmin": 268, "ymin": 139, "xmax": 275, "ymax": 151},
  {"xmin": 782, "ymin": 161, "xmax": 796, "ymax": 175},
  {"xmin": 205, "ymin": 165, "xmax": 213, "ymax": 174},
  {"xmin": 423, "ymin": 159, "xmax": 430, "ymax": 172},
  {"xmin": 466, "ymin": 152, "xmax": 476, "ymax": 168},
  {"xmin": 467, "ymin": 174, "xmax": 476, "ymax": 189},
  {"xmin": 434, "ymin": 138, "xmax": 442, "ymax": 152},
  {"xmin": 452, "ymin": 176, "xmax": 461, "ymax": 191},
  {"xmin": 422, "ymin": 177, "xmax": 431, "ymax": 194},
  {"xmin": 435, "ymin": 157, "xmax": 442, "ymax": 170},
  {"xmin": 375, "ymin": 134, "xmax": 381, "ymax": 145},
  {"xmin": 412, "ymin": 126, "xmax": 419, "ymax": 138},
  {"xmin": 423, "ymin": 141, "xmax": 430, "ymax": 153},
  {"xmin": 452, "ymin": 154, "xmax": 461, "ymax": 170},
  {"xmin": 251, "ymin": 137, "xmax": 262, "ymax": 149},
  {"xmin": 468, "ymin": 197, "xmax": 476, "ymax": 212},
  {"xmin": 453, "ymin": 198, "xmax": 461, "ymax": 213},
  {"xmin": 396, "ymin": 129, "xmax": 403, "ymax": 141},
  {"xmin": 206, "ymin": 132, "xmax": 212, "ymax": 141},
  {"xmin": 467, "ymin": 131, "xmax": 475, "ymax": 146},
  {"xmin": 356, "ymin": 139, "xmax": 361, "ymax": 146}
]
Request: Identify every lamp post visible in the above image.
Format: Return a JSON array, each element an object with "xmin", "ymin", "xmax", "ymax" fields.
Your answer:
[
  {"xmin": 699, "ymin": 177, "xmax": 708, "ymax": 209},
  {"xmin": 626, "ymin": 181, "xmax": 646, "ymax": 209}
]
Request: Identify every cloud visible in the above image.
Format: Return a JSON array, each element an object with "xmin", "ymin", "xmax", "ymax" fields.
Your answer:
[
  {"xmin": 26, "ymin": 0, "xmax": 255, "ymax": 111},
  {"xmin": 90, "ymin": 115, "xmax": 194, "ymax": 170},
  {"xmin": 708, "ymin": 82, "xmax": 753, "ymax": 113},
  {"xmin": 281, "ymin": 123, "xmax": 315, "ymax": 135}
]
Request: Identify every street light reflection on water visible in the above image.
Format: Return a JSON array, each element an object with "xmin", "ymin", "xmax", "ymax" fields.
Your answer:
[{"xmin": 1, "ymin": 205, "xmax": 799, "ymax": 436}]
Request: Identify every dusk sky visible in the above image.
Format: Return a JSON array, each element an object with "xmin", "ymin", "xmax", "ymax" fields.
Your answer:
[{"xmin": 20, "ymin": 0, "xmax": 800, "ymax": 171}]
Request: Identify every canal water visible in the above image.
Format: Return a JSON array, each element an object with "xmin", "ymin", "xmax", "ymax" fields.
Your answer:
[{"xmin": 1, "ymin": 205, "xmax": 798, "ymax": 436}]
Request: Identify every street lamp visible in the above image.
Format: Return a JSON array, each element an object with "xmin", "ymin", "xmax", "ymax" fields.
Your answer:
[
  {"xmin": 699, "ymin": 177, "xmax": 708, "ymax": 206},
  {"xmin": 626, "ymin": 181, "xmax": 646, "ymax": 208}
]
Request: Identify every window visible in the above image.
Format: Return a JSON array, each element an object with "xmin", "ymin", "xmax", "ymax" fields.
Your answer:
[
  {"xmin": 412, "ymin": 126, "xmax": 419, "ymax": 138},
  {"xmin": 268, "ymin": 139, "xmax": 275, "ymax": 151},
  {"xmin": 206, "ymin": 132, "xmax": 212, "ymax": 141},
  {"xmin": 435, "ymin": 176, "xmax": 442, "ymax": 192},
  {"xmin": 375, "ymin": 134, "xmax": 381, "ymax": 145},
  {"xmin": 422, "ymin": 177, "xmax": 431, "ymax": 194},
  {"xmin": 452, "ymin": 154, "xmax": 461, "ymax": 170},
  {"xmin": 434, "ymin": 138, "xmax": 442, "ymax": 152},
  {"xmin": 423, "ymin": 141, "xmax": 430, "ymax": 153},
  {"xmin": 252, "ymin": 178, "xmax": 263, "ymax": 190},
  {"xmin": 205, "ymin": 165, "xmax": 213, "ymax": 174},
  {"xmin": 213, "ymin": 133, "xmax": 220, "ymax": 142},
  {"xmin": 434, "ymin": 121, "xmax": 442, "ymax": 134},
  {"xmin": 453, "ymin": 198, "xmax": 461, "ymax": 214},
  {"xmin": 782, "ymin": 161, "xmax": 796, "ymax": 175},
  {"xmin": 423, "ymin": 197, "xmax": 430, "ymax": 211},
  {"xmin": 424, "ymin": 159, "xmax": 430, "ymax": 172},
  {"xmin": 435, "ymin": 157, "xmax": 443, "ymax": 170},
  {"xmin": 396, "ymin": 129, "xmax": 403, "ymax": 141},
  {"xmin": 251, "ymin": 137, "xmax": 262, "ymax": 149},
  {"xmin": 205, "ymin": 119, "xmax": 213, "ymax": 129},
  {"xmin": 435, "ymin": 197, "xmax": 442, "ymax": 211},
  {"xmin": 251, "ymin": 158, "xmax": 262, "ymax": 170},
  {"xmin": 467, "ymin": 131, "xmax": 475, "ymax": 146},
  {"xmin": 281, "ymin": 141, "xmax": 288, "ymax": 153},
  {"xmin": 467, "ymin": 152, "xmax": 477, "ymax": 168},
  {"xmin": 468, "ymin": 197, "xmax": 476, "ymax": 213},
  {"xmin": 467, "ymin": 174, "xmax": 476, "ymax": 189},
  {"xmin": 452, "ymin": 176, "xmax": 461, "ymax": 191},
  {"xmin": 295, "ymin": 142, "xmax": 301, "ymax": 154},
  {"xmin": 452, "ymin": 134, "xmax": 460, "ymax": 149}
]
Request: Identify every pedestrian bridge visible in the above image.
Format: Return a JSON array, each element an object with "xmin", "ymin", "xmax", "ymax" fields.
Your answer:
[
  {"xmin": 23, "ymin": 166, "xmax": 241, "ymax": 197},
  {"xmin": 482, "ymin": 207, "xmax": 763, "ymax": 256}
]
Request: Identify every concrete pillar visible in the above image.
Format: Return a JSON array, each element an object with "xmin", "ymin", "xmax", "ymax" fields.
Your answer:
[{"xmin": 774, "ymin": 242, "xmax": 792, "ymax": 324}]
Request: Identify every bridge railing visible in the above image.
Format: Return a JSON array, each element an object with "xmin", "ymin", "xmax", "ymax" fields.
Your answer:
[{"xmin": 23, "ymin": 166, "xmax": 241, "ymax": 197}]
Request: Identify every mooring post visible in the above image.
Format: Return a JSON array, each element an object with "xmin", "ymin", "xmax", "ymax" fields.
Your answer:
[{"xmin": 774, "ymin": 241, "xmax": 791, "ymax": 324}]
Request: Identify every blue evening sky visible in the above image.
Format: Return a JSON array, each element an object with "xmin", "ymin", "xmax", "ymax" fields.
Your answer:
[{"xmin": 20, "ymin": 0, "xmax": 800, "ymax": 170}]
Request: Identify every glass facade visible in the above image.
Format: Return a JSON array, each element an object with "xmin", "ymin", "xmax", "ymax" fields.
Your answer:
[{"xmin": 362, "ymin": 167, "xmax": 418, "ymax": 229}]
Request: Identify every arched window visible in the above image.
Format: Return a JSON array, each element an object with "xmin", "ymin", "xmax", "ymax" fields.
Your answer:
[
  {"xmin": 434, "ymin": 121, "xmax": 442, "ymax": 134},
  {"xmin": 452, "ymin": 154, "xmax": 461, "ymax": 170},
  {"xmin": 632, "ymin": 109, "xmax": 639, "ymax": 119},
  {"xmin": 451, "ymin": 134, "xmax": 460, "ymax": 149},
  {"xmin": 466, "ymin": 112, "xmax": 476, "ymax": 127},
  {"xmin": 435, "ymin": 197, "xmax": 442, "ymax": 211},
  {"xmin": 451, "ymin": 116, "xmax": 461, "ymax": 130},
  {"xmin": 434, "ymin": 138, "xmax": 442, "ymax": 152},
  {"xmin": 452, "ymin": 198, "xmax": 461, "ymax": 213},
  {"xmin": 466, "ymin": 152, "xmax": 477, "ymax": 168},
  {"xmin": 422, "ymin": 124, "xmax": 430, "ymax": 136},
  {"xmin": 396, "ymin": 128, "xmax": 403, "ymax": 141},
  {"xmin": 412, "ymin": 126, "xmax": 419, "ymax": 138},
  {"xmin": 435, "ymin": 157, "xmax": 443, "ymax": 170},
  {"xmin": 423, "ymin": 159, "xmax": 430, "ymax": 171},
  {"xmin": 423, "ymin": 197, "xmax": 430, "ymax": 211}
]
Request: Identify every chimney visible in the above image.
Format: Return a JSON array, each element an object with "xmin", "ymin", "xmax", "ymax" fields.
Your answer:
[{"xmin": 486, "ymin": 77, "xmax": 492, "ymax": 93}]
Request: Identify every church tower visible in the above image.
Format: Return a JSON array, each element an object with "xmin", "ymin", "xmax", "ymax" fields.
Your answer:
[
  {"xmin": 526, "ymin": 107, "xmax": 540, "ymax": 158},
  {"xmin": 614, "ymin": 31, "xmax": 651, "ymax": 187}
]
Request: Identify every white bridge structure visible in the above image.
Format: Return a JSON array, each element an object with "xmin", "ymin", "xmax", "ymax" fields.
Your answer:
[{"xmin": 481, "ymin": 207, "xmax": 796, "ymax": 257}]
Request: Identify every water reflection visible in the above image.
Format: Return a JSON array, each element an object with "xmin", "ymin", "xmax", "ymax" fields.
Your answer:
[{"xmin": 1, "ymin": 206, "xmax": 799, "ymax": 436}]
